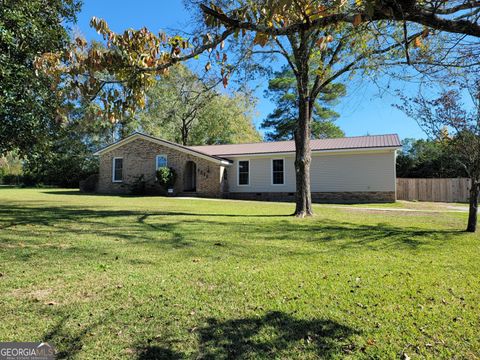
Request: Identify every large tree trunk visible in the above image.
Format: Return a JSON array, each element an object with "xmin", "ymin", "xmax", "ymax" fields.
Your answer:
[
  {"xmin": 294, "ymin": 95, "xmax": 313, "ymax": 217},
  {"xmin": 466, "ymin": 180, "xmax": 479, "ymax": 232},
  {"xmin": 293, "ymin": 33, "xmax": 313, "ymax": 217}
]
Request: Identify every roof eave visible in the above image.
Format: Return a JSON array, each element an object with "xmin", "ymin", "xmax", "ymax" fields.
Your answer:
[{"xmin": 209, "ymin": 145, "xmax": 402, "ymax": 158}]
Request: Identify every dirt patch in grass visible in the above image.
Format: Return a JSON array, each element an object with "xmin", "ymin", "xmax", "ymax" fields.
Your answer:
[
  {"xmin": 9, "ymin": 287, "xmax": 55, "ymax": 302},
  {"xmin": 340, "ymin": 208, "xmax": 437, "ymax": 216},
  {"xmin": 396, "ymin": 201, "xmax": 468, "ymax": 211}
]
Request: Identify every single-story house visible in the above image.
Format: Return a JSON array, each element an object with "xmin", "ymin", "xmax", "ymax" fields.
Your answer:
[{"xmin": 93, "ymin": 132, "xmax": 401, "ymax": 203}]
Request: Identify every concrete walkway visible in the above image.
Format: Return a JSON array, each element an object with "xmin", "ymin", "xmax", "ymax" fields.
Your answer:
[
  {"xmin": 327, "ymin": 206, "xmax": 467, "ymax": 213},
  {"xmin": 175, "ymin": 197, "xmax": 469, "ymax": 213}
]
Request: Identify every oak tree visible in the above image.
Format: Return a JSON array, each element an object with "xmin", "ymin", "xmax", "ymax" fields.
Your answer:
[{"xmin": 36, "ymin": 0, "xmax": 480, "ymax": 216}]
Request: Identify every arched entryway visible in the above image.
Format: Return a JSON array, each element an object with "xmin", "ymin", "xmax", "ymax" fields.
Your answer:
[{"xmin": 183, "ymin": 161, "xmax": 197, "ymax": 192}]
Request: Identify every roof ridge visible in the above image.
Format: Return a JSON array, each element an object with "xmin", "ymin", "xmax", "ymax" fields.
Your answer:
[
  {"xmin": 189, "ymin": 139, "xmax": 293, "ymax": 148},
  {"xmin": 311, "ymin": 133, "xmax": 399, "ymax": 140},
  {"xmin": 190, "ymin": 133, "xmax": 399, "ymax": 148}
]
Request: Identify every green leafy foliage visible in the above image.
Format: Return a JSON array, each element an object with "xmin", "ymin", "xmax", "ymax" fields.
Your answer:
[
  {"xmin": 156, "ymin": 167, "xmax": 177, "ymax": 189},
  {"xmin": 0, "ymin": 0, "xmax": 81, "ymax": 154},
  {"xmin": 20, "ymin": 106, "xmax": 103, "ymax": 188},
  {"xmin": 396, "ymin": 138, "xmax": 466, "ymax": 178},
  {"xmin": 0, "ymin": 151, "xmax": 23, "ymax": 182},
  {"xmin": 17, "ymin": 95, "xmax": 132, "ymax": 188},
  {"xmin": 22, "ymin": 141, "xmax": 98, "ymax": 188},
  {"xmin": 1, "ymin": 140, "xmax": 98, "ymax": 188},
  {"xmin": 34, "ymin": 12, "xmax": 234, "ymax": 126},
  {"xmin": 189, "ymin": 93, "xmax": 262, "ymax": 145},
  {"xmin": 137, "ymin": 65, "xmax": 261, "ymax": 145},
  {"xmin": 261, "ymin": 66, "xmax": 345, "ymax": 141}
]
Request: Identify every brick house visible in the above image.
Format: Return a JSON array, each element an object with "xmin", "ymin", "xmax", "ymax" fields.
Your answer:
[{"xmin": 94, "ymin": 132, "xmax": 401, "ymax": 203}]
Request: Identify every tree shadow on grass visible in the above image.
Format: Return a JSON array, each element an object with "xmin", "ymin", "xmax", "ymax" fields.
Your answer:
[
  {"xmin": 136, "ymin": 311, "xmax": 359, "ymax": 359},
  {"xmin": 301, "ymin": 221, "xmax": 463, "ymax": 250},
  {"xmin": 42, "ymin": 313, "xmax": 107, "ymax": 359},
  {"xmin": 41, "ymin": 189, "xmax": 136, "ymax": 197},
  {"xmin": 136, "ymin": 346, "xmax": 184, "ymax": 360},
  {"xmin": 0, "ymin": 202, "xmax": 463, "ymax": 258}
]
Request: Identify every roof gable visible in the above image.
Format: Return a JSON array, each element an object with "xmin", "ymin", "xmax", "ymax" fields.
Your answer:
[{"xmin": 93, "ymin": 133, "xmax": 232, "ymax": 165}]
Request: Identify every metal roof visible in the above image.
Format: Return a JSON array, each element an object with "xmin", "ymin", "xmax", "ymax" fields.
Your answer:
[{"xmin": 189, "ymin": 134, "xmax": 401, "ymax": 156}]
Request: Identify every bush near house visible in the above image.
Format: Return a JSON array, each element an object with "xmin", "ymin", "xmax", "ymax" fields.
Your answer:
[
  {"xmin": 156, "ymin": 167, "xmax": 177, "ymax": 190},
  {"xmin": 129, "ymin": 175, "xmax": 147, "ymax": 195},
  {"xmin": 79, "ymin": 174, "xmax": 99, "ymax": 193}
]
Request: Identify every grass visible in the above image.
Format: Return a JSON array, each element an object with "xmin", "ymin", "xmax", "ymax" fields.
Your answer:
[{"xmin": 0, "ymin": 188, "xmax": 479, "ymax": 359}]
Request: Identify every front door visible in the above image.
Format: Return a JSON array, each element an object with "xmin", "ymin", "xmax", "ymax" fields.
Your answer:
[{"xmin": 183, "ymin": 161, "xmax": 197, "ymax": 192}]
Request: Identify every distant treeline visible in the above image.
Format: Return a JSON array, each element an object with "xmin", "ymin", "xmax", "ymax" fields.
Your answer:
[{"xmin": 396, "ymin": 138, "xmax": 467, "ymax": 178}]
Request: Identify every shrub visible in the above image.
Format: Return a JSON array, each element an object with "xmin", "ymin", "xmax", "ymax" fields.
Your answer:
[
  {"xmin": 0, "ymin": 151, "xmax": 23, "ymax": 185},
  {"xmin": 2, "ymin": 174, "xmax": 21, "ymax": 185},
  {"xmin": 80, "ymin": 174, "xmax": 99, "ymax": 193},
  {"xmin": 21, "ymin": 173, "xmax": 37, "ymax": 187},
  {"xmin": 23, "ymin": 154, "xmax": 99, "ymax": 188},
  {"xmin": 130, "ymin": 175, "xmax": 146, "ymax": 195},
  {"xmin": 156, "ymin": 167, "xmax": 176, "ymax": 189}
]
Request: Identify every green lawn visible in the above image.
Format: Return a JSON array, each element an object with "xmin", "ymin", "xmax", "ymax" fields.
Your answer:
[{"xmin": 1, "ymin": 188, "xmax": 479, "ymax": 359}]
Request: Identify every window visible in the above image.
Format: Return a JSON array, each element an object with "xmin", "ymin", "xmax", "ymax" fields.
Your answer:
[
  {"xmin": 238, "ymin": 160, "xmax": 249, "ymax": 186},
  {"xmin": 156, "ymin": 155, "xmax": 167, "ymax": 169},
  {"xmin": 112, "ymin": 157, "xmax": 123, "ymax": 182},
  {"xmin": 272, "ymin": 159, "xmax": 284, "ymax": 185}
]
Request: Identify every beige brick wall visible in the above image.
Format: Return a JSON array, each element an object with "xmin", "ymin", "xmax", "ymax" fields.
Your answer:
[
  {"xmin": 98, "ymin": 138, "xmax": 225, "ymax": 196},
  {"xmin": 227, "ymin": 191, "xmax": 396, "ymax": 203}
]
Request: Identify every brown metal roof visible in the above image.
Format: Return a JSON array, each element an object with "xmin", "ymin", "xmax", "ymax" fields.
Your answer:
[{"xmin": 189, "ymin": 134, "xmax": 401, "ymax": 157}]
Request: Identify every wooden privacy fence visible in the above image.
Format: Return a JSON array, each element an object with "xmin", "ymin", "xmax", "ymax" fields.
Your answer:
[{"xmin": 397, "ymin": 178, "xmax": 471, "ymax": 203}]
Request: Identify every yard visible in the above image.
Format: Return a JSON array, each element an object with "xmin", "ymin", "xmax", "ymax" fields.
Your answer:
[{"xmin": 0, "ymin": 188, "xmax": 479, "ymax": 359}]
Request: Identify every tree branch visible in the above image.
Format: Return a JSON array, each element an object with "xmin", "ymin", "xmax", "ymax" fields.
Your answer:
[
  {"xmin": 274, "ymin": 38, "xmax": 298, "ymax": 77},
  {"xmin": 426, "ymin": 1, "xmax": 480, "ymax": 15},
  {"xmin": 138, "ymin": 27, "xmax": 235, "ymax": 72},
  {"xmin": 200, "ymin": 3, "xmax": 480, "ymax": 38},
  {"xmin": 310, "ymin": 31, "xmax": 422, "ymax": 100}
]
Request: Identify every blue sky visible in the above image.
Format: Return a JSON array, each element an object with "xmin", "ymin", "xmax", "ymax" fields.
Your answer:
[{"xmin": 76, "ymin": 0, "xmax": 426, "ymax": 140}]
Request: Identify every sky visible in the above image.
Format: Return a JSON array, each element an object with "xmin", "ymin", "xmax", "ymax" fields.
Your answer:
[{"xmin": 76, "ymin": 0, "xmax": 426, "ymax": 140}]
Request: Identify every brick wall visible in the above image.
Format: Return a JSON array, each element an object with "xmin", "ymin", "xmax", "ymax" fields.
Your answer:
[
  {"xmin": 98, "ymin": 138, "xmax": 225, "ymax": 196},
  {"xmin": 226, "ymin": 191, "xmax": 396, "ymax": 203}
]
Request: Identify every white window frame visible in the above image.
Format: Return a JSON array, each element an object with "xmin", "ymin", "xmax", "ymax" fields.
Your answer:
[
  {"xmin": 155, "ymin": 154, "xmax": 168, "ymax": 169},
  {"xmin": 271, "ymin": 158, "xmax": 285, "ymax": 186},
  {"xmin": 237, "ymin": 160, "xmax": 250, "ymax": 187},
  {"xmin": 112, "ymin": 157, "xmax": 123, "ymax": 183}
]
